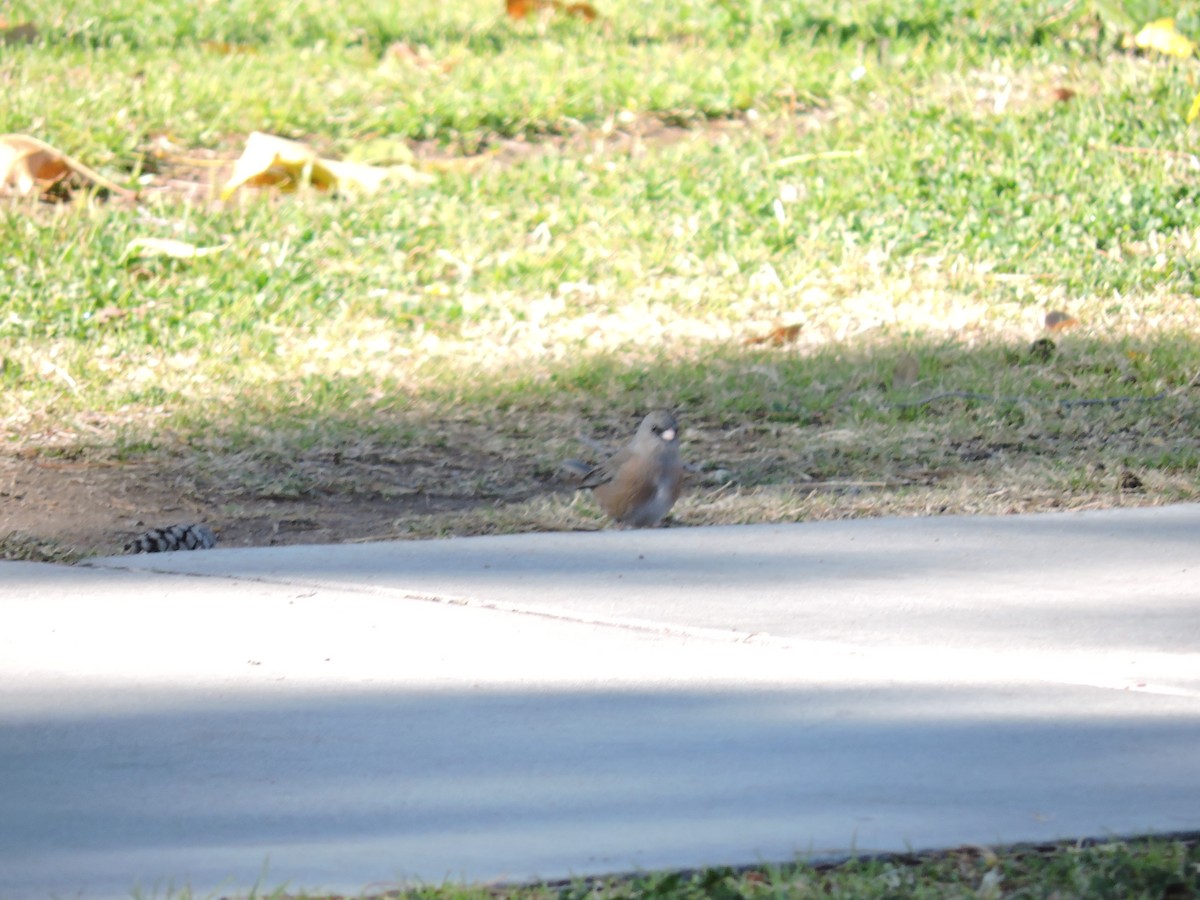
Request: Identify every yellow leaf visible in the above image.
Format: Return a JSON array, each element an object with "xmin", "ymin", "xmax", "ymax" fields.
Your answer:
[
  {"xmin": 0, "ymin": 133, "xmax": 133, "ymax": 198},
  {"xmin": 320, "ymin": 158, "xmax": 391, "ymax": 193},
  {"xmin": 1188, "ymin": 92, "xmax": 1200, "ymax": 123},
  {"xmin": 220, "ymin": 132, "xmax": 433, "ymax": 199},
  {"xmin": 220, "ymin": 132, "xmax": 328, "ymax": 198},
  {"xmin": 122, "ymin": 238, "xmax": 230, "ymax": 261},
  {"xmin": 1133, "ymin": 18, "xmax": 1197, "ymax": 58},
  {"xmin": 324, "ymin": 158, "xmax": 434, "ymax": 192}
]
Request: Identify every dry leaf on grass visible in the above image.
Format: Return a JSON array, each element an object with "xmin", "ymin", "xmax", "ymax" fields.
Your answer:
[
  {"xmin": 1133, "ymin": 18, "xmax": 1197, "ymax": 58},
  {"xmin": 220, "ymin": 132, "xmax": 434, "ymax": 199},
  {"xmin": 506, "ymin": 0, "xmax": 599, "ymax": 21},
  {"xmin": 0, "ymin": 134, "xmax": 134, "ymax": 199},
  {"xmin": 743, "ymin": 323, "xmax": 802, "ymax": 346},
  {"xmin": 0, "ymin": 135, "xmax": 69, "ymax": 192},
  {"xmin": 1044, "ymin": 310, "xmax": 1080, "ymax": 331},
  {"xmin": 121, "ymin": 237, "xmax": 231, "ymax": 262}
]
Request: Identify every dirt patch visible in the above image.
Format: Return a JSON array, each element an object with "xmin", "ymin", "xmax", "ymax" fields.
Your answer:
[
  {"xmin": 0, "ymin": 453, "xmax": 569, "ymax": 560},
  {"xmin": 4, "ymin": 405, "xmax": 1195, "ymax": 563}
]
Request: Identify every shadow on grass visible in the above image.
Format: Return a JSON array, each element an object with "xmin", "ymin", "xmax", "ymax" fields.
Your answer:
[
  {"xmin": 164, "ymin": 329, "xmax": 1199, "ymax": 491},
  {"xmin": 4, "ymin": 330, "xmax": 1197, "ymax": 554}
]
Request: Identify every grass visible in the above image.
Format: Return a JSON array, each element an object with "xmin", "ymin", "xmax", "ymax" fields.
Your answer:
[
  {"xmin": 0, "ymin": 530, "xmax": 80, "ymax": 563},
  {"xmin": 533, "ymin": 836, "xmax": 1200, "ymax": 900},
  {"xmin": 140, "ymin": 834, "xmax": 1200, "ymax": 898}
]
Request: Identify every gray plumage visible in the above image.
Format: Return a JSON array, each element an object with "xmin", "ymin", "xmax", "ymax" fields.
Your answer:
[{"xmin": 574, "ymin": 410, "xmax": 683, "ymax": 527}]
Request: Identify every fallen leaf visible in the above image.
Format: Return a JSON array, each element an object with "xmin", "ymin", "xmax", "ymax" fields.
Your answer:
[
  {"xmin": 563, "ymin": 1, "xmax": 599, "ymax": 19},
  {"xmin": 0, "ymin": 134, "xmax": 70, "ymax": 193},
  {"xmin": 506, "ymin": 0, "xmax": 598, "ymax": 21},
  {"xmin": 1188, "ymin": 92, "xmax": 1200, "ymax": 124},
  {"xmin": 1044, "ymin": 310, "xmax": 1080, "ymax": 331},
  {"xmin": 743, "ymin": 323, "xmax": 801, "ymax": 346},
  {"xmin": 0, "ymin": 133, "xmax": 134, "ymax": 198},
  {"xmin": 0, "ymin": 20, "xmax": 38, "ymax": 45},
  {"xmin": 1134, "ymin": 18, "xmax": 1197, "ymax": 58},
  {"xmin": 326, "ymin": 157, "xmax": 433, "ymax": 191},
  {"xmin": 220, "ymin": 132, "xmax": 331, "ymax": 196},
  {"xmin": 220, "ymin": 132, "xmax": 433, "ymax": 199},
  {"xmin": 121, "ymin": 237, "xmax": 231, "ymax": 261},
  {"xmin": 1051, "ymin": 87, "xmax": 1076, "ymax": 103}
]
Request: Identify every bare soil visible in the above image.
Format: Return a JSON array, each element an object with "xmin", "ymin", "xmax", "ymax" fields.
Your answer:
[
  {"xmin": 0, "ymin": 452, "xmax": 558, "ymax": 560},
  {"xmin": 3, "ymin": 409, "xmax": 1193, "ymax": 563}
]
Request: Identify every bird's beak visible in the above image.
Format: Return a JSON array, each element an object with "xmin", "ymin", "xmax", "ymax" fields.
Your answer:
[{"xmin": 661, "ymin": 428, "xmax": 676, "ymax": 442}]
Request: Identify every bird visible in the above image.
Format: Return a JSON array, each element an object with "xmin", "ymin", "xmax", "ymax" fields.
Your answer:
[{"xmin": 567, "ymin": 410, "xmax": 683, "ymax": 528}]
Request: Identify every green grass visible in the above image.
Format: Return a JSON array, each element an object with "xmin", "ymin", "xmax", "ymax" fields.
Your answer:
[{"xmin": 145, "ymin": 834, "xmax": 1200, "ymax": 898}]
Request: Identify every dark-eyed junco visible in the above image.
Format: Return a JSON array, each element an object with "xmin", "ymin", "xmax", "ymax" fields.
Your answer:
[{"xmin": 567, "ymin": 410, "xmax": 683, "ymax": 527}]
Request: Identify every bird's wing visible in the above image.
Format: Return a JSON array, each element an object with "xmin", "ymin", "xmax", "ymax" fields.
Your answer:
[{"xmin": 578, "ymin": 448, "xmax": 630, "ymax": 488}]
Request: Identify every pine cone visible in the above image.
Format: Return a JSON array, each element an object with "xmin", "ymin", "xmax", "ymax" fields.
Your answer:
[{"xmin": 124, "ymin": 524, "xmax": 218, "ymax": 554}]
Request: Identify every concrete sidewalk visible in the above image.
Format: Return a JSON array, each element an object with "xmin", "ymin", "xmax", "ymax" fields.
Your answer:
[{"xmin": 2, "ymin": 504, "xmax": 1199, "ymax": 898}]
